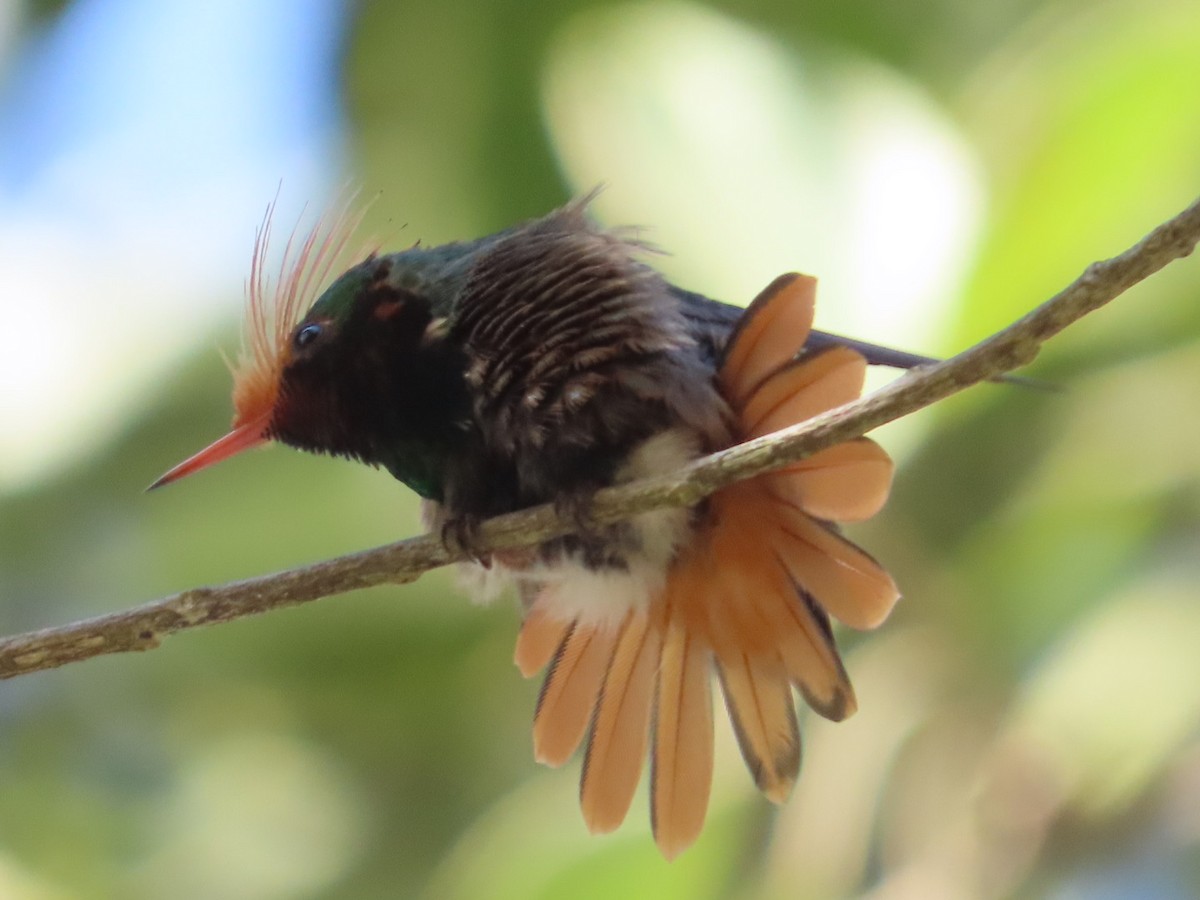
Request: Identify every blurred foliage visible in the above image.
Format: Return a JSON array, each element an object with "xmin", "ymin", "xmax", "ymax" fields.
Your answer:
[{"xmin": 2, "ymin": 0, "xmax": 1200, "ymax": 898}]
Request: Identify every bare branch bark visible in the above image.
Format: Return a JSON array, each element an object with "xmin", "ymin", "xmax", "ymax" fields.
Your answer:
[{"xmin": 3, "ymin": 196, "xmax": 1198, "ymax": 679}]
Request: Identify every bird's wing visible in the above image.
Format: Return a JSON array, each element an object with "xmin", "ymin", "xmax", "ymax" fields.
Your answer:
[
  {"xmin": 675, "ymin": 285, "xmax": 1047, "ymax": 388},
  {"xmin": 674, "ymin": 285, "xmax": 944, "ymax": 371}
]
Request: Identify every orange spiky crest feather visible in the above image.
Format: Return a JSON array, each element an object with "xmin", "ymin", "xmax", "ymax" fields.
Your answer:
[
  {"xmin": 146, "ymin": 196, "xmax": 373, "ymax": 491},
  {"xmin": 514, "ymin": 274, "xmax": 900, "ymax": 859},
  {"xmin": 231, "ymin": 195, "xmax": 370, "ymax": 432}
]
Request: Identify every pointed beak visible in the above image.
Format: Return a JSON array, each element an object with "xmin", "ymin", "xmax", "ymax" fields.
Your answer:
[{"xmin": 147, "ymin": 415, "xmax": 271, "ymax": 491}]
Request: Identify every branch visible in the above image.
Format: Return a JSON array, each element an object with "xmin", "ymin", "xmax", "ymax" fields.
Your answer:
[{"xmin": 3, "ymin": 196, "xmax": 1199, "ymax": 679}]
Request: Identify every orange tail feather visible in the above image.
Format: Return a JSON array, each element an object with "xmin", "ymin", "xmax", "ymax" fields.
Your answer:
[
  {"xmin": 713, "ymin": 649, "xmax": 800, "ymax": 804},
  {"xmin": 720, "ymin": 274, "xmax": 817, "ymax": 405},
  {"xmin": 514, "ymin": 598, "xmax": 573, "ymax": 678},
  {"xmin": 580, "ymin": 610, "xmax": 660, "ymax": 833},
  {"xmin": 534, "ymin": 623, "xmax": 619, "ymax": 766},
  {"xmin": 742, "ymin": 346, "xmax": 866, "ymax": 439},
  {"xmin": 770, "ymin": 500, "xmax": 900, "ymax": 630},
  {"xmin": 768, "ymin": 438, "xmax": 893, "ymax": 522},
  {"xmin": 651, "ymin": 595, "xmax": 715, "ymax": 861}
]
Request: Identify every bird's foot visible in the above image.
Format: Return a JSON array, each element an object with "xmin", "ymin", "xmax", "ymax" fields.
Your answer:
[
  {"xmin": 554, "ymin": 487, "xmax": 600, "ymax": 538},
  {"xmin": 551, "ymin": 486, "xmax": 635, "ymax": 569},
  {"xmin": 440, "ymin": 514, "xmax": 491, "ymax": 566}
]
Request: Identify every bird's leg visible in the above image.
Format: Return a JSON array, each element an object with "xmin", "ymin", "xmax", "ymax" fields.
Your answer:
[
  {"xmin": 554, "ymin": 484, "xmax": 601, "ymax": 538},
  {"xmin": 550, "ymin": 484, "xmax": 638, "ymax": 571},
  {"xmin": 440, "ymin": 513, "xmax": 491, "ymax": 566},
  {"xmin": 438, "ymin": 485, "xmax": 615, "ymax": 570}
]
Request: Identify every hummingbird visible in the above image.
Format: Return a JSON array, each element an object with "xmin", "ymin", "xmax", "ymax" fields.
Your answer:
[{"xmin": 153, "ymin": 197, "xmax": 908, "ymax": 858}]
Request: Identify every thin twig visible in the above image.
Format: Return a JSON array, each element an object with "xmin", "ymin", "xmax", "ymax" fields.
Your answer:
[{"xmin": 2, "ymin": 196, "xmax": 1198, "ymax": 679}]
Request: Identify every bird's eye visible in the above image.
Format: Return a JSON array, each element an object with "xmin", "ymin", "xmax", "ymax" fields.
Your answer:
[{"xmin": 294, "ymin": 323, "xmax": 323, "ymax": 350}]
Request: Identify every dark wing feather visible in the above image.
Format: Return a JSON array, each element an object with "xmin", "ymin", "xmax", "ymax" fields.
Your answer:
[
  {"xmin": 672, "ymin": 285, "xmax": 1045, "ymax": 387},
  {"xmin": 672, "ymin": 284, "xmax": 946, "ymax": 372}
]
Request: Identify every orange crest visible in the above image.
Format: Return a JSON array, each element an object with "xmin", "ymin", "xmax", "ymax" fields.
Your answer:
[{"xmin": 231, "ymin": 193, "xmax": 371, "ymax": 429}]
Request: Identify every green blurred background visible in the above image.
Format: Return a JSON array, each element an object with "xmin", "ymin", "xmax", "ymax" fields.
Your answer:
[{"xmin": 2, "ymin": 0, "xmax": 1199, "ymax": 897}]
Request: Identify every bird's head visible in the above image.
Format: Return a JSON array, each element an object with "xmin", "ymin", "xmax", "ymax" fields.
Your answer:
[{"xmin": 150, "ymin": 203, "xmax": 472, "ymax": 491}]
